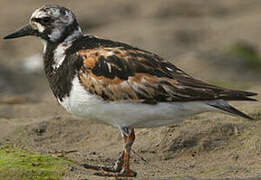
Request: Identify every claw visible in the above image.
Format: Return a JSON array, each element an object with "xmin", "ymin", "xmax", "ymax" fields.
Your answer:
[
  {"xmin": 82, "ymin": 163, "xmax": 120, "ymax": 173},
  {"xmin": 94, "ymin": 169, "xmax": 137, "ymax": 177}
]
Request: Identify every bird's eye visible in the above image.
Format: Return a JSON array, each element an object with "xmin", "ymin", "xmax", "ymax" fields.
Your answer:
[{"xmin": 41, "ymin": 17, "xmax": 51, "ymax": 24}]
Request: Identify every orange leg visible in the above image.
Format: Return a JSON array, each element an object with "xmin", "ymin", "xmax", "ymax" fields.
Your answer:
[
  {"xmin": 120, "ymin": 128, "xmax": 136, "ymax": 176},
  {"xmin": 82, "ymin": 128, "xmax": 137, "ymax": 177}
]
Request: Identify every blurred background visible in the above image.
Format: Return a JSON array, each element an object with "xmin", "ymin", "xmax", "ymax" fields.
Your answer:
[{"xmin": 0, "ymin": 0, "xmax": 261, "ymax": 179}]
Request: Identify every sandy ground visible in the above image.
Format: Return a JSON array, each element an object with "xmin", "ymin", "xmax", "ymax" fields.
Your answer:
[{"xmin": 0, "ymin": 0, "xmax": 261, "ymax": 179}]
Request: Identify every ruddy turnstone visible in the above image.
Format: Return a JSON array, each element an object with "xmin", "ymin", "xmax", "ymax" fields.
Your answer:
[{"xmin": 4, "ymin": 5, "xmax": 257, "ymax": 177}]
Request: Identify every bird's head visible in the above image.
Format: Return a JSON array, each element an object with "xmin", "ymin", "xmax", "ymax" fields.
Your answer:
[{"xmin": 4, "ymin": 5, "xmax": 82, "ymax": 43}]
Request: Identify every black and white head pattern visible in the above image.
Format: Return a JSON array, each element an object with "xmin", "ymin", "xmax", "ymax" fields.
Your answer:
[{"xmin": 30, "ymin": 5, "xmax": 82, "ymax": 43}]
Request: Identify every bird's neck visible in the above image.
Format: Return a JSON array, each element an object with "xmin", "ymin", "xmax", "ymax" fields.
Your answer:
[
  {"xmin": 63, "ymin": 26, "xmax": 83, "ymax": 43},
  {"xmin": 42, "ymin": 25, "xmax": 83, "ymax": 72},
  {"xmin": 42, "ymin": 28, "xmax": 83, "ymax": 101}
]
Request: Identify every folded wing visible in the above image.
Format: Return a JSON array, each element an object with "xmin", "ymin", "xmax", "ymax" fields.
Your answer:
[{"xmin": 73, "ymin": 37, "xmax": 257, "ymax": 104}]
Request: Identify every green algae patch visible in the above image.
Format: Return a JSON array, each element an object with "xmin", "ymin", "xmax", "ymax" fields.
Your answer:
[{"xmin": 0, "ymin": 145, "xmax": 69, "ymax": 180}]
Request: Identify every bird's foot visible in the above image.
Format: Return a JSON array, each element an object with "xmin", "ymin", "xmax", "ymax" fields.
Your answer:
[
  {"xmin": 81, "ymin": 163, "xmax": 120, "ymax": 173},
  {"xmin": 82, "ymin": 160, "xmax": 136, "ymax": 177},
  {"xmin": 82, "ymin": 155, "xmax": 124, "ymax": 172},
  {"xmin": 82, "ymin": 128, "xmax": 136, "ymax": 177},
  {"xmin": 94, "ymin": 169, "xmax": 137, "ymax": 177}
]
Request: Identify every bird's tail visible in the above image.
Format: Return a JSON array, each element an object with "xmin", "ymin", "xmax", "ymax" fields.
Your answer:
[
  {"xmin": 207, "ymin": 99, "xmax": 255, "ymax": 120},
  {"xmin": 220, "ymin": 89, "xmax": 257, "ymax": 102}
]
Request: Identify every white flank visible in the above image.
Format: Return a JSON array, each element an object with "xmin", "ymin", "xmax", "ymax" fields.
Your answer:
[
  {"xmin": 58, "ymin": 76, "xmax": 102, "ymax": 119},
  {"xmin": 58, "ymin": 76, "xmax": 218, "ymax": 128}
]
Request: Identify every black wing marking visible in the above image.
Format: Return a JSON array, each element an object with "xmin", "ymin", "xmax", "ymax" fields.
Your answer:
[{"xmin": 69, "ymin": 35, "xmax": 257, "ymax": 103}]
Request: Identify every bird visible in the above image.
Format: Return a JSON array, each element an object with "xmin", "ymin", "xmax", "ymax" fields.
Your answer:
[{"xmin": 3, "ymin": 4, "xmax": 257, "ymax": 177}]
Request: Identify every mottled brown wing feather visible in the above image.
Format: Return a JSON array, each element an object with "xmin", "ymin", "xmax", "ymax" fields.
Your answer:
[{"xmin": 76, "ymin": 46, "xmax": 257, "ymax": 103}]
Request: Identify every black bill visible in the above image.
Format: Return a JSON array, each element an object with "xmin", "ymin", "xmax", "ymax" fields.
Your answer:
[{"xmin": 3, "ymin": 24, "xmax": 37, "ymax": 39}]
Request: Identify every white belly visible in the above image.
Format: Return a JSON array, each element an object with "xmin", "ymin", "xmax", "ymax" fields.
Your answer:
[{"xmin": 58, "ymin": 76, "xmax": 214, "ymax": 128}]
